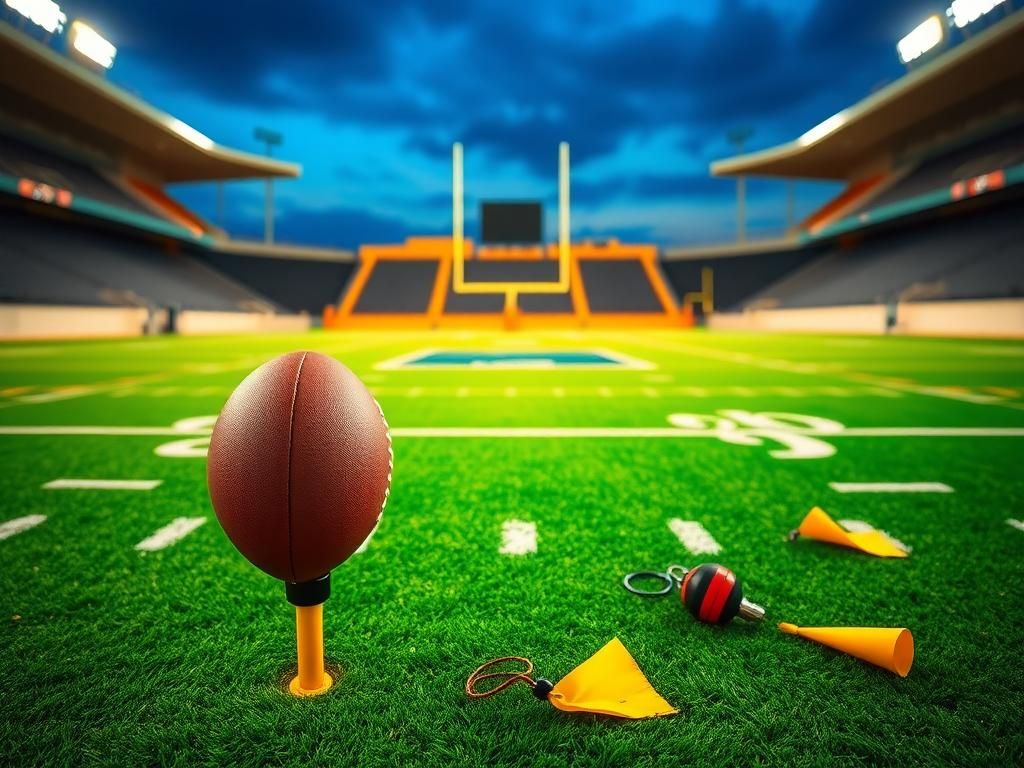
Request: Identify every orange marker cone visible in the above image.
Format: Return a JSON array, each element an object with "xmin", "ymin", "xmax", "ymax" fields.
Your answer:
[
  {"xmin": 791, "ymin": 507, "xmax": 908, "ymax": 558},
  {"xmin": 779, "ymin": 623, "xmax": 914, "ymax": 677}
]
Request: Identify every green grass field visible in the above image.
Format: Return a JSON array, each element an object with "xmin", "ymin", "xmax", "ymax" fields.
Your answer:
[{"xmin": 2, "ymin": 330, "xmax": 1023, "ymax": 767}]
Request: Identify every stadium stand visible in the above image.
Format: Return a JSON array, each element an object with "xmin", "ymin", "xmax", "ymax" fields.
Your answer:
[
  {"xmin": 355, "ymin": 260, "xmax": 440, "ymax": 314},
  {"xmin": 0, "ymin": 22, "xmax": 354, "ymax": 337},
  {"xmin": 749, "ymin": 197, "xmax": 1023, "ymax": 308},
  {"xmin": 0, "ymin": 130, "xmax": 154, "ymax": 217},
  {"xmin": 579, "ymin": 260, "xmax": 664, "ymax": 313},
  {"xmin": 200, "ymin": 247, "xmax": 354, "ymax": 315},
  {"xmin": 662, "ymin": 244, "xmax": 819, "ymax": 312},
  {"xmin": 0, "ymin": 206, "xmax": 276, "ymax": 312},
  {"xmin": 327, "ymin": 238, "xmax": 681, "ymax": 328},
  {"xmin": 692, "ymin": 8, "xmax": 1024, "ymax": 336},
  {"xmin": 853, "ymin": 119, "xmax": 1024, "ymax": 217},
  {"xmin": 519, "ymin": 291, "xmax": 575, "ymax": 314}
]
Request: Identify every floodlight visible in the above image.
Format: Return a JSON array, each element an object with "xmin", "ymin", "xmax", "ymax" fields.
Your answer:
[
  {"xmin": 69, "ymin": 20, "xmax": 116, "ymax": 69},
  {"xmin": 168, "ymin": 119, "xmax": 215, "ymax": 150},
  {"xmin": 946, "ymin": 0, "xmax": 1007, "ymax": 29},
  {"xmin": 798, "ymin": 112, "xmax": 847, "ymax": 147},
  {"xmin": 897, "ymin": 15, "xmax": 944, "ymax": 64},
  {"xmin": 5, "ymin": 0, "xmax": 65, "ymax": 33}
]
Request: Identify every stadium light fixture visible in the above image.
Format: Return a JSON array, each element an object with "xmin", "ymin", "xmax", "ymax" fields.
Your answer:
[
  {"xmin": 798, "ymin": 112, "xmax": 847, "ymax": 147},
  {"xmin": 69, "ymin": 20, "xmax": 116, "ymax": 70},
  {"xmin": 253, "ymin": 128, "xmax": 284, "ymax": 244},
  {"xmin": 5, "ymin": 0, "xmax": 66, "ymax": 34},
  {"xmin": 168, "ymin": 118, "xmax": 215, "ymax": 150},
  {"xmin": 897, "ymin": 15, "xmax": 945, "ymax": 64},
  {"xmin": 946, "ymin": 0, "xmax": 1007, "ymax": 29}
]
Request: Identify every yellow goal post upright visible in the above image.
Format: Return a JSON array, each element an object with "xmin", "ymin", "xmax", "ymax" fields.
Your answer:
[{"xmin": 451, "ymin": 141, "xmax": 572, "ymax": 313}]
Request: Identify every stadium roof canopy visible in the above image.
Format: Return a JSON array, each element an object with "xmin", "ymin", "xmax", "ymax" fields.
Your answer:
[
  {"xmin": 0, "ymin": 24, "xmax": 300, "ymax": 183},
  {"xmin": 711, "ymin": 8, "xmax": 1024, "ymax": 181}
]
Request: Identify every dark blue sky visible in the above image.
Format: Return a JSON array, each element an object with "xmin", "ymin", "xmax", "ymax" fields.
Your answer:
[{"xmin": 66, "ymin": 0, "xmax": 939, "ymax": 248}]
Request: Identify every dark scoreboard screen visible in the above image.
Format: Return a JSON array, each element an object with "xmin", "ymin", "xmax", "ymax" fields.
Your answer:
[{"xmin": 480, "ymin": 202, "xmax": 543, "ymax": 244}]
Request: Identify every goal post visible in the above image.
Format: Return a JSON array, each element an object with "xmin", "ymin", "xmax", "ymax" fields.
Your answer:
[{"xmin": 451, "ymin": 141, "xmax": 571, "ymax": 295}]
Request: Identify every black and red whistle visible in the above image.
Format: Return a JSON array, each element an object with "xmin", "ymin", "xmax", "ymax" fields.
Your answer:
[{"xmin": 623, "ymin": 563, "xmax": 766, "ymax": 625}]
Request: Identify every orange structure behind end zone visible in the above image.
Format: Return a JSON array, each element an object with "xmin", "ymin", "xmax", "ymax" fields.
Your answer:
[{"xmin": 324, "ymin": 237, "xmax": 688, "ymax": 330}]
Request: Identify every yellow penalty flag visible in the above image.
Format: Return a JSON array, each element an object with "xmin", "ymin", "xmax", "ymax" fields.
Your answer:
[
  {"xmin": 548, "ymin": 638, "xmax": 677, "ymax": 719},
  {"xmin": 794, "ymin": 507, "xmax": 908, "ymax": 558}
]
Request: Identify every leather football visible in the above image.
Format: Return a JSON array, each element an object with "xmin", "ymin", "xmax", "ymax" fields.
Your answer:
[{"xmin": 207, "ymin": 351, "xmax": 392, "ymax": 583}]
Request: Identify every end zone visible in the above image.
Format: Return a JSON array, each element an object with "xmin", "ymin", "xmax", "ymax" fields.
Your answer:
[{"xmin": 374, "ymin": 348, "xmax": 655, "ymax": 370}]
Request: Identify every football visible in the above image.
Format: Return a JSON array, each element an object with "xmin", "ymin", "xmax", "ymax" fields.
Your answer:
[{"xmin": 207, "ymin": 351, "xmax": 392, "ymax": 583}]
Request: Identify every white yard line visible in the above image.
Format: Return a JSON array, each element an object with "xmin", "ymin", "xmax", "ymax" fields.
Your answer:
[
  {"xmin": 867, "ymin": 387, "xmax": 903, "ymax": 398},
  {"xmin": 3, "ymin": 424, "xmax": 1024, "ymax": 440},
  {"xmin": 589, "ymin": 348, "xmax": 657, "ymax": 370},
  {"xmin": 390, "ymin": 426, "xmax": 1024, "ymax": 439},
  {"xmin": 820, "ymin": 386, "xmax": 852, "ymax": 397},
  {"xmin": 830, "ymin": 482, "xmax": 953, "ymax": 493},
  {"xmin": 668, "ymin": 519, "xmax": 722, "ymax": 555},
  {"xmin": 0, "ymin": 426, "xmax": 210, "ymax": 436},
  {"xmin": 18, "ymin": 386, "xmax": 98, "ymax": 404},
  {"xmin": 135, "ymin": 517, "xmax": 207, "ymax": 552},
  {"xmin": 621, "ymin": 334, "xmax": 1019, "ymax": 411},
  {"xmin": 679, "ymin": 387, "xmax": 708, "ymax": 397},
  {"xmin": 43, "ymin": 478, "xmax": 162, "ymax": 490},
  {"xmin": 0, "ymin": 514, "xmax": 47, "ymax": 542},
  {"xmin": 774, "ymin": 387, "xmax": 804, "ymax": 397},
  {"xmin": 838, "ymin": 428, "xmax": 1024, "ymax": 436},
  {"xmin": 1005, "ymin": 519, "xmax": 1024, "ymax": 532},
  {"xmin": 499, "ymin": 519, "xmax": 537, "ymax": 555}
]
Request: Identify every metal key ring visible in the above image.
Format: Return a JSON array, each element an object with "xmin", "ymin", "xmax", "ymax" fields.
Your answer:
[{"xmin": 622, "ymin": 571, "xmax": 675, "ymax": 596}]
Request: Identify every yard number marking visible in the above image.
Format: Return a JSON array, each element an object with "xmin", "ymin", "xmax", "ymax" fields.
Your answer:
[{"xmin": 666, "ymin": 410, "xmax": 845, "ymax": 459}]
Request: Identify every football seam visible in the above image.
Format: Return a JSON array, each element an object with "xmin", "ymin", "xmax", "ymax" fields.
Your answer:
[
  {"xmin": 375, "ymin": 398, "xmax": 393, "ymax": 520},
  {"xmin": 284, "ymin": 351, "xmax": 308, "ymax": 583}
]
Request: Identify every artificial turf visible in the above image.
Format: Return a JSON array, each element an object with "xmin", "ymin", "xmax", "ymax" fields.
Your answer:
[{"xmin": 1, "ymin": 330, "xmax": 1023, "ymax": 767}]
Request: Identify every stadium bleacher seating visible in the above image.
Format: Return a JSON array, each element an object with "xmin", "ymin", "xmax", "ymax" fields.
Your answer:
[
  {"xmin": 0, "ymin": 206, "xmax": 277, "ymax": 311},
  {"xmin": 579, "ymin": 260, "xmax": 664, "ymax": 313},
  {"xmin": 858, "ymin": 121, "xmax": 1024, "ymax": 216},
  {"xmin": 0, "ymin": 132, "xmax": 157, "ymax": 218},
  {"xmin": 354, "ymin": 260, "xmax": 439, "ymax": 313},
  {"xmin": 662, "ymin": 247, "xmax": 820, "ymax": 312},
  {"xmin": 747, "ymin": 197, "xmax": 1023, "ymax": 308},
  {"xmin": 200, "ymin": 249, "xmax": 353, "ymax": 315}
]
